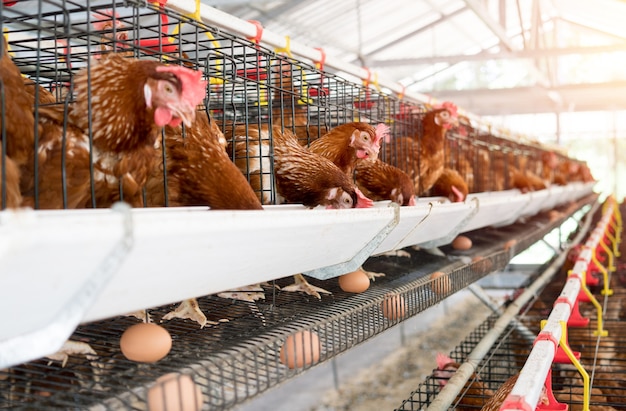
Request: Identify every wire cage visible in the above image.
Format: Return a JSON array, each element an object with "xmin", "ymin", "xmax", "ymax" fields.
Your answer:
[
  {"xmin": 0, "ymin": 0, "xmax": 426, "ymax": 210},
  {"xmin": 0, "ymin": 236, "xmax": 508, "ymax": 410},
  {"xmin": 0, "ymin": 0, "xmax": 593, "ymax": 212}
]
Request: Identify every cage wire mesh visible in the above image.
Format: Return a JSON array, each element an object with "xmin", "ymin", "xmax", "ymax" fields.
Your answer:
[{"xmin": 0, "ymin": 0, "xmax": 594, "ymax": 210}]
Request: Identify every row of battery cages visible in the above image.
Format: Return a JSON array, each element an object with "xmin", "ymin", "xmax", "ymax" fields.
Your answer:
[{"xmin": 0, "ymin": 0, "xmax": 572, "ymax": 211}]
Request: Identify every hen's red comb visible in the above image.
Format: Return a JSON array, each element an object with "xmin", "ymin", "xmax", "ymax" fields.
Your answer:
[
  {"xmin": 436, "ymin": 353, "xmax": 453, "ymax": 369},
  {"xmin": 437, "ymin": 101, "xmax": 458, "ymax": 117},
  {"xmin": 92, "ymin": 9, "xmax": 123, "ymax": 31},
  {"xmin": 374, "ymin": 123, "xmax": 390, "ymax": 146},
  {"xmin": 156, "ymin": 65, "xmax": 207, "ymax": 108}
]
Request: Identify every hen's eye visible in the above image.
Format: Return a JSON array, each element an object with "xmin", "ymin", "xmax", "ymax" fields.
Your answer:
[
  {"xmin": 164, "ymin": 84, "xmax": 174, "ymax": 94},
  {"xmin": 362, "ymin": 134, "xmax": 369, "ymax": 141}
]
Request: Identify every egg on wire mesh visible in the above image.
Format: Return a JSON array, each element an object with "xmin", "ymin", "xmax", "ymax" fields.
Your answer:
[
  {"xmin": 381, "ymin": 294, "xmax": 407, "ymax": 320},
  {"xmin": 430, "ymin": 271, "xmax": 451, "ymax": 295},
  {"xmin": 338, "ymin": 269, "xmax": 371, "ymax": 293},
  {"xmin": 119, "ymin": 323, "xmax": 172, "ymax": 363},
  {"xmin": 147, "ymin": 373, "xmax": 203, "ymax": 411},
  {"xmin": 451, "ymin": 235, "xmax": 472, "ymax": 250},
  {"xmin": 279, "ymin": 330, "xmax": 321, "ymax": 369}
]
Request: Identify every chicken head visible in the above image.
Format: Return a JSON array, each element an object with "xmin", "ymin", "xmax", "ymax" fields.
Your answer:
[
  {"xmin": 144, "ymin": 65, "xmax": 207, "ymax": 128},
  {"xmin": 350, "ymin": 123, "xmax": 388, "ymax": 161}
]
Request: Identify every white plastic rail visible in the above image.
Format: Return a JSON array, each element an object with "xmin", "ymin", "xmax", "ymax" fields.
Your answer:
[{"xmin": 500, "ymin": 202, "xmax": 614, "ymax": 410}]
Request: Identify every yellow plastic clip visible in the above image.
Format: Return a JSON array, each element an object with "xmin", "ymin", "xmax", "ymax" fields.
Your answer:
[
  {"xmin": 274, "ymin": 36, "xmax": 293, "ymax": 58},
  {"xmin": 609, "ymin": 204, "xmax": 622, "ymax": 256},
  {"xmin": 2, "ymin": 28, "xmax": 14, "ymax": 57},
  {"xmin": 593, "ymin": 240, "xmax": 614, "ymax": 297},
  {"xmin": 573, "ymin": 266, "xmax": 608, "ymax": 336},
  {"xmin": 603, "ymin": 228, "xmax": 617, "ymax": 269},
  {"xmin": 372, "ymin": 71, "xmax": 382, "ymax": 92},
  {"xmin": 558, "ymin": 320, "xmax": 590, "ymax": 411},
  {"xmin": 168, "ymin": 0, "xmax": 224, "ymax": 85},
  {"xmin": 274, "ymin": 37, "xmax": 312, "ymax": 105}
]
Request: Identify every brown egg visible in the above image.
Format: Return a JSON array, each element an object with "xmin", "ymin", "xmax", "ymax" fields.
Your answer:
[
  {"xmin": 504, "ymin": 239, "xmax": 518, "ymax": 252},
  {"xmin": 279, "ymin": 330, "xmax": 321, "ymax": 369},
  {"xmin": 120, "ymin": 323, "xmax": 172, "ymax": 363},
  {"xmin": 148, "ymin": 373, "xmax": 203, "ymax": 411},
  {"xmin": 381, "ymin": 294, "xmax": 406, "ymax": 320},
  {"xmin": 471, "ymin": 256, "xmax": 494, "ymax": 273},
  {"xmin": 452, "ymin": 235, "xmax": 472, "ymax": 250},
  {"xmin": 430, "ymin": 271, "xmax": 451, "ymax": 295},
  {"xmin": 338, "ymin": 269, "xmax": 370, "ymax": 293}
]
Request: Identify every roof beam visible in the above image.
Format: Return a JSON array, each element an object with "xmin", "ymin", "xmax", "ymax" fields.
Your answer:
[
  {"xmin": 357, "ymin": 5, "xmax": 467, "ymax": 60},
  {"xmin": 370, "ymin": 43, "xmax": 626, "ymax": 66},
  {"xmin": 422, "ymin": 81, "xmax": 626, "ymax": 115},
  {"xmin": 558, "ymin": 16, "xmax": 626, "ymax": 42},
  {"xmin": 463, "ymin": 0, "xmax": 515, "ymax": 52}
]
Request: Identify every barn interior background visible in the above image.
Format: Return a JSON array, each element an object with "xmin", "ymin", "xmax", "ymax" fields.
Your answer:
[{"xmin": 1, "ymin": 0, "xmax": 625, "ymax": 410}]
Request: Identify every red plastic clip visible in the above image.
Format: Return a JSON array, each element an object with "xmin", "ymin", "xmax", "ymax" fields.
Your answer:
[
  {"xmin": 247, "ymin": 20, "xmax": 264, "ymax": 45},
  {"xmin": 354, "ymin": 68, "xmax": 374, "ymax": 110},
  {"xmin": 553, "ymin": 325, "xmax": 581, "ymax": 364},
  {"xmin": 308, "ymin": 47, "xmax": 329, "ymax": 97},
  {"xmin": 536, "ymin": 369, "xmax": 568, "ymax": 410},
  {"xmin": 567, "ymin": 299, "xmax": 590, "ymax": 327}
]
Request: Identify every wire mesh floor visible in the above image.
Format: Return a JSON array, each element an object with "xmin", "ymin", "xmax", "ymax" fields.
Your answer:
[
  {"xmin": 397, "ymin": 200, "xmax": 626, "ymax": 411},
  {"xmin": 0, "ymin": 195, "xmax": 596, "ymax": 410}
]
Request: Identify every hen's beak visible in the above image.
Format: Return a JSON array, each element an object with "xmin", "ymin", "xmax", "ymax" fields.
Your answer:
[{"xmin": 171, "ymin": 101, "xmax": 198, "ymax": 127}]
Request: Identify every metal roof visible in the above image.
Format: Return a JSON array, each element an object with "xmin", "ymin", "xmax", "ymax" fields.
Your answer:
[{"xmin": 203, "ymin": 0, "xmax": 626, "ymax": 116}]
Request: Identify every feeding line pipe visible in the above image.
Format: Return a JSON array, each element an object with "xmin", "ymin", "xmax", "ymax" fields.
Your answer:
[
  {"xmin": 501, "ymin": 203, "xmax": 614, "ymax": 410},
  {"xmin": 425, "ymin": 199, "xmax": 599, "ymax": 411},
  {"xmin": 501, "ymin": 275, "xmax": 582, "ymax": 410}
]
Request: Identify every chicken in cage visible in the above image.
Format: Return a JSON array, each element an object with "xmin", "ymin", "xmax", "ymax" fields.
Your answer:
[{"xmin": 0, "ymin": 1, "xmax": 605, "ymax": 411}]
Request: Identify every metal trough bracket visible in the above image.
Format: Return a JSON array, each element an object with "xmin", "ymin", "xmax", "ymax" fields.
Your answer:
[
  {"xmin": 303, "ymin": 202, "xmax": 400, "ymax": 280},
  {"xmin": 418, "ymin": 196, "xmax": 480, "ymax": 249},
  {"xmin": 0, "ymin": 203, "xmax": 134, "ymax": 369}
]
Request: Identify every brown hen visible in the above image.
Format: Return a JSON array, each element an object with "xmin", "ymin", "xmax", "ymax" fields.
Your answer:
[
  {"xmin": 431, "ymin": 168, "xmax": 469, "ymax": 202},
  {"xmin": 0, "ymin": 36, "xmax": 35, "ymax": 168},
  {"xmin": 308, "ymin": 122, "xmax": 384, "ymax": 176},
  {"xmin": 0, "ymin": 37, "xmax": 32, "ymax": 208},
  {"xmin": 354, "ymin": 159, "xmax": 416, "ymax": 206},
  {"xmin": 21, "ymin": 53, "xmax": 207, "ymax": 209},
  {"xmin": 147, "ymin": 113, "xmax": 263, "ymax": 210},
  {"xmin": 384, "ymin": 102, "xmax": 465, "ymax": 199},
  {"xmin": 272, "ymin": 125, "xmax": 372, "ymax": 209}
]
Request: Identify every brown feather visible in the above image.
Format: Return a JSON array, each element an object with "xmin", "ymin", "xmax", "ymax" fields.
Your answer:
[
  {"xmin": 430, "ymin": 168, "xmax": 469, "ymax": 202},
  {"xmin": 0, "ymin": 36, "xmax": 35, "ymax": 167},
  {"xmin": 146, "ymin": 114, "xmax": 263, "ymax": 210},
  {"xmin": 308, "ymin": 122, "xmax": 378, "ymax": 176},
  {"xmin": 271, "ymin": 125, "xmax": 359, "ymax": 208},
  {"xmin": 383, "ymin": 106, "xmax": 460, "ymax": 196},
  {"xmin": 0, "ymin": 146, "xmax": 22, "ymax": 208},
  {"xmin": 354, "ymin": 159, "xmax": 415, "ymax": 205},
  {"xmin": 22, "ymin": 53, "xmax": 204, "ymax": 209}
]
